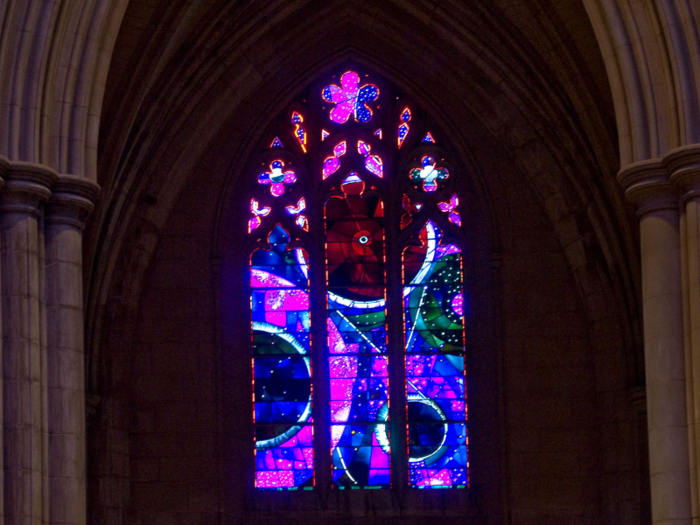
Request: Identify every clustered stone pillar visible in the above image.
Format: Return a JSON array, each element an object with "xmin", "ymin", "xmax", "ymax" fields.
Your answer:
[
  {"xmin": 619, "ymin": 146, "xmax": 700, "ymax": 525},
  {"xmin": 620, "ymin": 161, "xmax": 693, "ymax": 525},
  {"xmin": 45, "ymin": 178, "xmax": 98, "ymax": 525},
  {"xmin": 0, "ymin": 157, "xmax": 98, "ymax": 525},
  {"xmin": 669, "ymin": 146, "xmax": 700, "ymax": 525}
]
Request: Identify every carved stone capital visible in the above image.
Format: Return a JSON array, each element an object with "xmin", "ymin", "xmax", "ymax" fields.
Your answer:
[
  {"xmin": 0, "ymin": 161, "xmax": 56, "ymax": 215},
  {"xmin": 666, "ymin": 144, "xmax": 700, "ymax": 203},
  {"xmin": 46, "ymin": 175, "xmax": 101, "ymax": 229},
  {"xmin": 617, "ymin": 159, "xmax": 678, "ymax": 216}
]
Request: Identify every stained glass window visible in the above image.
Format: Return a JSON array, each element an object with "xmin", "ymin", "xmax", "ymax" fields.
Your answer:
[{"xmin": 244, "ymin": 67, "xmax": 469, "ymax": 491}]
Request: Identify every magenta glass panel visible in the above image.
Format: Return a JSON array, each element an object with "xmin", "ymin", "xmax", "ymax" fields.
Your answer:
[{"xmin": 325, "ymin": 176, "xmax": 391, "ymax": 489}]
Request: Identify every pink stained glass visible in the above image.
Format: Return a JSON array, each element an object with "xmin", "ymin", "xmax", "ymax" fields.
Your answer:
[
  {"xmin": 357, "ymin": 140, "xmax": 371, "ymax": 156},
  {"xmin": 323, "ymin": 141, "xmax": 347, "ymax": 179},
  {"xmin": 334, "ymin": 141, "xmax": 347, "ymax": 156},
  {"xmin": 438, "ymin": 194, "xmax": 461, "ymax": 226},
  {"xmin": 322, "ymin": 71, "xmax": 380, "ymax": 124},
  {"xmin": 356, "ymin": 141, "xmax": 383, "ymax": 178},
  {"xmin": 248, "ymin": 199, "xmax": 271, "ymax": 233},
  {"xmin": 364, "ymin": 156, "xmax": 383, "ymax": 178},
  {"xmin": 258, "ymin": 160, "xmax": 297, "ymax": 197},
  {"xmin": 452, "ymin": 293, "xmax": 464, "ymax": 316}
]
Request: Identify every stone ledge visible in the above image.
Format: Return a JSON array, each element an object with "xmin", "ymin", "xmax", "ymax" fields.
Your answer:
[
  {"xmin": 47, "ymin": 175, "xmax": 101, "ymax": 228},
  {"xmin": 617, "ymin": 159, "xmax": 677, "ymax": 216},
  {"xmin": 665, "ymin": 144, "xmax": 700, "ymax": 203},
  {"xmin": 0, "ymin": 157, "xmax": 101, "ymax": 223}
]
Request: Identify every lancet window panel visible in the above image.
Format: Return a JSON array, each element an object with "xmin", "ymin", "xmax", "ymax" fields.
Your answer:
[{"xmin": 243, "ymin": 66, "xmax": 469, "ymax": 491}]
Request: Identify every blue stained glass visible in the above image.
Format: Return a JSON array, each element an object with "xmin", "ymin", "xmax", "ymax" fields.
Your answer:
[
  {"xmin": 403, "ymin": 220, "xmax": 468, "ymax": 489},
  {"xmin": 251, "ymin": 225, "xmax": 314, "ymax": 490}
]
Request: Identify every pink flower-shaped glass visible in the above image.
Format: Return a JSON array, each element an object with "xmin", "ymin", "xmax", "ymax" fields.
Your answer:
[
  {"xmin": 322, "ymin": 71, "xmax": 379, "ymax": 124},
  {"xmin": 258, "ymin": 159, "xmax": 297, "ymax": 197}
]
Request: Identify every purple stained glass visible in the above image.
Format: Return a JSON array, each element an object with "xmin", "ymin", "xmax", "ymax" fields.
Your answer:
[
  {"xmin": 323, "ymin": 141, "xmax": 347, "ymax": 179},
  {"xmin": 402, "ymin": 220, "xmax": 469, "ymax": 489},
  {"xmin": 258, "ymin": 160, "xmax": 297, "ymax": 197},
  {"xmin": 322, "ymin": 71, "xmax": 380, "ymax": 124},
  {"xmin": 251, "ymin": 225, "xmax": 314, "ymax": 490},
  {"xmin": 356, "ymin": 141, "xmax": 383, "ymax": 178},
  {"xmin": 249, "ymin": 199, "xmax": 271, "ymax": 233},
  {"xmin": 325, "ymin": 179, "xmax": 391, "ymax": 489},
  {"xmin": 438, "ymin": 194, "xmax": 462, "ymax": 226}
]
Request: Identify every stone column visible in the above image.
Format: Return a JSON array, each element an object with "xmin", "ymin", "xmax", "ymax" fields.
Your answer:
[
  {"xmin": 1, "ymin": 163, "xmax": 54, "ymax": 525},
  {"xmin": 619, "ymin": 160, "xmax": 693, "ymax": 525},
  {"xmin": 669, "ymin": 145, "xmax": 700, "ymax": 522},
  {"xmin": 0, "ymin": 156, "xmax": 8, "ymax": 524},
  {"xmin": 44, "ymin": 176, "xmax": 99, "ymax": 525}
]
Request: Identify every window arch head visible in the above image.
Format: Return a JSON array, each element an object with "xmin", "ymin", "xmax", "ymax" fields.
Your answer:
[{"xmin": 244, "ymin": 66, "xmax": 469, "ymax": 491}]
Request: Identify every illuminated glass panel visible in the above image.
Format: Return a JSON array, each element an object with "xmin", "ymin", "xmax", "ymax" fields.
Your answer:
[
  {"xmin": 402, "ymin": 221, "xmax": 468, "ymax": 489},
  {"xmin": 398, "ymin": 107, "xmax": 411, "ymax": 148},
  {"xmin": 251, "ymin": 225, "xmax": 314, "ymax": 490},
  {"xmin": 401, "ymin": 194, "xmax": 423, "ymax": 230},
  {"xmin": 323, "ymin": 141, "xmax": 347, "ymax": 180},
  {"xmin": 322, "ymin": 71, "xmax": 379, "ymax": 124},
  {"xmin": 409, "ymin": 156, "xmax": 449, "ymax": 193},
  {"xmin": 249, "ymin": 199, "xmax": 271, "ymax": 233},
  {"xmin": 438, "ymin": 194, "xmax": 462, "ymax": 226},
  {"xmin": 325, "ymin": 175, "xmax": 391, "ymax": 489},
  {"xmin": 357, "ymin": 141, "xmax": 384, "ymax": 178},
  {"xmin": 258, "ymin": 160, "xmax": 297, "ymax": 197},
  {"xmin": 291, "ymin": 112, "xmax": 307, "ymax": 153}
]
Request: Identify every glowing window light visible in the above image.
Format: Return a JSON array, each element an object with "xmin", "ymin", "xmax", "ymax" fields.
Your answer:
[
  {"xmin": 398, "ymin": 107, "xmax": 411, "ymax": 148},
  {"xmin": 322, "ymin": 71, "xmax": 380, "ymax": 124},
  {"xmin": 258, "ymin": 159, "xmax": 297, "ymax": 197},
  {"xmin": 409, "ymin": 155, "xmax": 449, "ymax": 193},
  {"xmin": 323, "ymin": 141, "xmax": 347, "ymax": 179},
  {"xmin": 291, "ymin": 112, "xmax": 307, "ymax": 153},
  {"xmin": 438, "ymin": 194, "xmax": 461, "ymax": 226}
]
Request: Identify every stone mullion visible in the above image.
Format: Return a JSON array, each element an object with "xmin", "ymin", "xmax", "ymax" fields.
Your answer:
[
  {"xmin": 619, "ymin": 160, "xmax": 693, "ymax": 525},
  {"xmin": 44, "ymin": 177, "xmax": 98, "ymax": 525},
  {"xmin": 384, "ymin": 178, "xmax": 408, "ymax": 494},
  {"xmin": 310, "ymin": 175, "xmax": 330, "ymax": 493},
  {"xmin": 1, "ymin": 164, "xmax": 53, "ymax": 525},
  {"xmin": 0, "ymin": 157, "xmax": 7, "ymax": 524}
]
